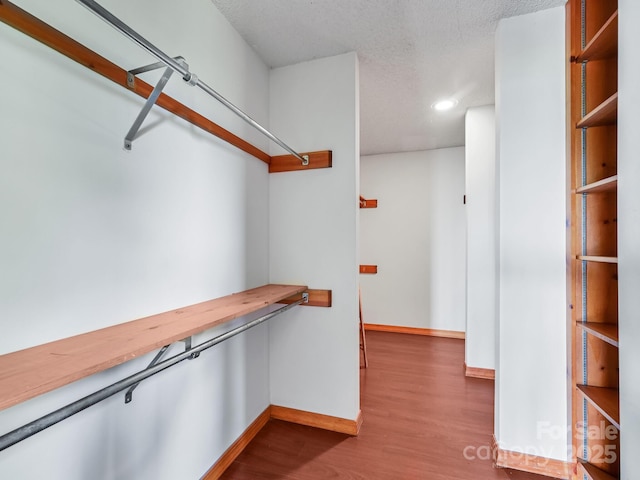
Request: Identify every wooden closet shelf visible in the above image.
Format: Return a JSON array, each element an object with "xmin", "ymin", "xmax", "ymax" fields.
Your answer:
[
  {"xmin": 578, "ymin": 458, "xmax": 619, "ymax": 480},
  {"xmin": 0, "ymin": 284, "xmax": 307, "ymax": 411},
  {"xmin": 577, "ymin": 322, "xmax": 619, "ymax": 347},
  {"xmin": 576, "ymin": 175, "xmax": 618, "ymax": 194},
  {"xmin": 577, "ymin": 93, "xmax": 618, "ymax": 128},
  {"xmin": 359, "ymin": 265, "xmax": 378, "ymax": 274},
  {"xmin": 577, "ymin": 385, "xmax": 620, "ymax": 429},
  {"xmin": 576, "ymin": 11, "xmax": 618, "ymax": 63},
  {"xmin": 359, "ymin": 196, "xmax": 378, "ymax": 208},
  {"xmin": 577, "ymin": 255, "xmax": 618, "ymax": 264}
]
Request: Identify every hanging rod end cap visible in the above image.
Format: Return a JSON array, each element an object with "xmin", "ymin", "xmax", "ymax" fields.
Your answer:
[{"xmin": 183, "ymin": 73, "xmax": 198, "ymax": 87}]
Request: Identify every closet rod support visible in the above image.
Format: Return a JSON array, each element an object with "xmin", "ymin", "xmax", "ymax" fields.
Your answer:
[
  {"xmin": 77, "ymin": 0, "xmax": 309, "ymax": 165},
  {"xmin": 126, "ymin": 56, "xmax": 185, "ymax": 89},
  {"xmin": 124, "ymin": 344, "xmax": 170, "ymax": 404},
  {"xmin": 124, "ymin": 57, "xmax": 189, "ymax": 150},
  {"xmin": 124, "ymin": 336, "xmax": 197, "ymax": 404},
  {"xmin": 182, "ymin": 336, "xmax": 199, "ymax": 360}
]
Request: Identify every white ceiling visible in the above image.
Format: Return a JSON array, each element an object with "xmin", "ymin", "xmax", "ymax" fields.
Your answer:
[{"xmin": 210, "ymin": 0, "xmax": 565, "ymax": 156}]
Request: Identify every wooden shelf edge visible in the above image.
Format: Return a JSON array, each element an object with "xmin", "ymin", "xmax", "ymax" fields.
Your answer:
[
  {"xmin": 578, "ymin": 458, "xmax": 619, "ymax": 480},
  {"xmin": 0, "ymin": 1, "xmax": 272, "ymax": 164},
  {"xmin": 269, "ymin": 150, "xmax": 332, "ymax": 173},
  {"xmin": 576, "ymin": 322, "xmax": 619, "ymax": 347},
  {"xmin": 279, "ymin": 289, "xmax": 332, "ymax": 308},
  {"xmin": 576, "ymin": 385, "xmax": 620, "ymax": 429},
  {"xmin": 359, "ymin": 196, "xmax": 378, "ymax": 208},
  {"xmin": 359, "ymin": 265, "xmax": 378, "ymax": 274},
  {"xmin": 575, "ymin": 11, "xmax": 618, "ymax": 63},
  {"xmin": 575, "ymin": 175, "xmax": 618, "ymax": 194},
  {"xmin": 576, "ymin": 255, "xmax": 618, "ymax": 264},
  {"xmin": 577, "ymin": 93, "xmax": 618, "ymax": 128},
  {"xmin": 0, "ymin": 284, "xmax": 308, "ymax": 411}
]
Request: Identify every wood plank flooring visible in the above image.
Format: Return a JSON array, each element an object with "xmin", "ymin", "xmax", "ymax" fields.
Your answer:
[{"xmin": 220, "ymin": 331, "xmax": 555, "ymax": 480}]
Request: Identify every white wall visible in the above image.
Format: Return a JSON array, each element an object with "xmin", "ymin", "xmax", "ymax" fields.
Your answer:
[
  {"xmin": 495, "ymin": 7, "xmax": 568, "ymax": 461},
  {"xmin": 465, "ymin": 106, "xmax": 497, "ymax": 371},
  {"xmin": 359, "ymin": 148, "xmax": 466, "ymax": 332},
  {"xmin": 268, "ymin": 53, "xmax": 360, "ymax": 421},
  {"xmin": 0, "ymin": 0, "xmax": 273, "ymax": 478},
  {"xmin": 617, "ymin": 1, "xmax": 640, "ymax": 477}
]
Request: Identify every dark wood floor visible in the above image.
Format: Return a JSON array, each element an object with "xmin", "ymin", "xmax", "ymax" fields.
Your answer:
[{"xmin": 221, "ymin": 331, "xmax": 553, "ymax": 480}]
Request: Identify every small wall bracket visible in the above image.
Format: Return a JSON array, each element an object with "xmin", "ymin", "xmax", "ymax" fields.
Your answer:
[
  {"xmin": 359, "ymin": 196, "xmax": 378, "ymax": 208},
  {"xmin": 181, "ymin": 336, "xmax": 200, "ymax": 360},
  {"xmin": 124, "ymin": 56, "xmax": 187, "ymax": 151},
  {"xmin": 124, "ymin": 344, "xmax": 170, "ymax": 404},
  {"xmin": 268, "ymin": 150, "xmax": 332, "ymax": 173},
  {"xmin": 123, "ymin": 336, "xmax": 198, "ymax": 404}
]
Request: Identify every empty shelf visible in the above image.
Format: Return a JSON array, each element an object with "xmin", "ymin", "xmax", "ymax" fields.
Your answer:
[
  {"xmin": 577, "ymin": 385, "xmax": 620, "ymax": 429},
  {"xmin": 578, "ymin": 459, "xmax": 618, "ymax": 480},
  {"xmin": 576, "ymin": 175, "xmax": 618, "ymax": 194},
  {"xmin": 577, "ymin": 93, "xmax": 618, "ymax": 128},
  {"xmin": 577, "ymin": 322, "xmax": 619, "ymax": 347},
  {"xmin": 0, "ymin": 284, "xmax": 307, "ymax": 411},
  {"xmin": 577, "ymin": 256, "xmax": 618, "ymax": 264},
  {"xmin": 576, "ymin": 11, "xmax": 618, "ymax": 62}
]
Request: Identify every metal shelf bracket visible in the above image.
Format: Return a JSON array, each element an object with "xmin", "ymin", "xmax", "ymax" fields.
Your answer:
[
  {"xmin": 124, "ymin": 344, "xmax": 170, "ymax": 404},
  {"xmin": 181, "ymin": 336, "xmax": 200, "ymax": 360},
  {"xmin": 124, "ymin": 56, "xmax": 187, "ymax": 151},
  {"xmin": 123, "ymin": 335, "xmax": 198, "ymax": 404}
]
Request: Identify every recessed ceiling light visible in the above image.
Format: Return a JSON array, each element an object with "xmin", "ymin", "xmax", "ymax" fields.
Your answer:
[{"xmin": 432, "ymin": 99, "xmax": 458, "ymax": 111}]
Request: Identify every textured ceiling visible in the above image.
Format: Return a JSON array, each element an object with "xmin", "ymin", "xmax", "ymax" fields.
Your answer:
[{"xmin": 210, "ymin": 0, "xmax": 566, "ymax": 156}]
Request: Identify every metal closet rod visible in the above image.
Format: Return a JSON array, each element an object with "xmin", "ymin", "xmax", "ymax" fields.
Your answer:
[
  {"xmin": 75, "ymin": 0, "xmax": 308, "ymax": 165},
  {"xmin": 0, "ymin": 297, "xmax": 305, "ymax": 452}
]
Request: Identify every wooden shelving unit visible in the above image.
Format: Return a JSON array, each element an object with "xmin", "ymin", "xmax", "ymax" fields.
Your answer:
[{"xmin": 568, "ymin": 1, "xmax": 620, "ymax": 477}]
